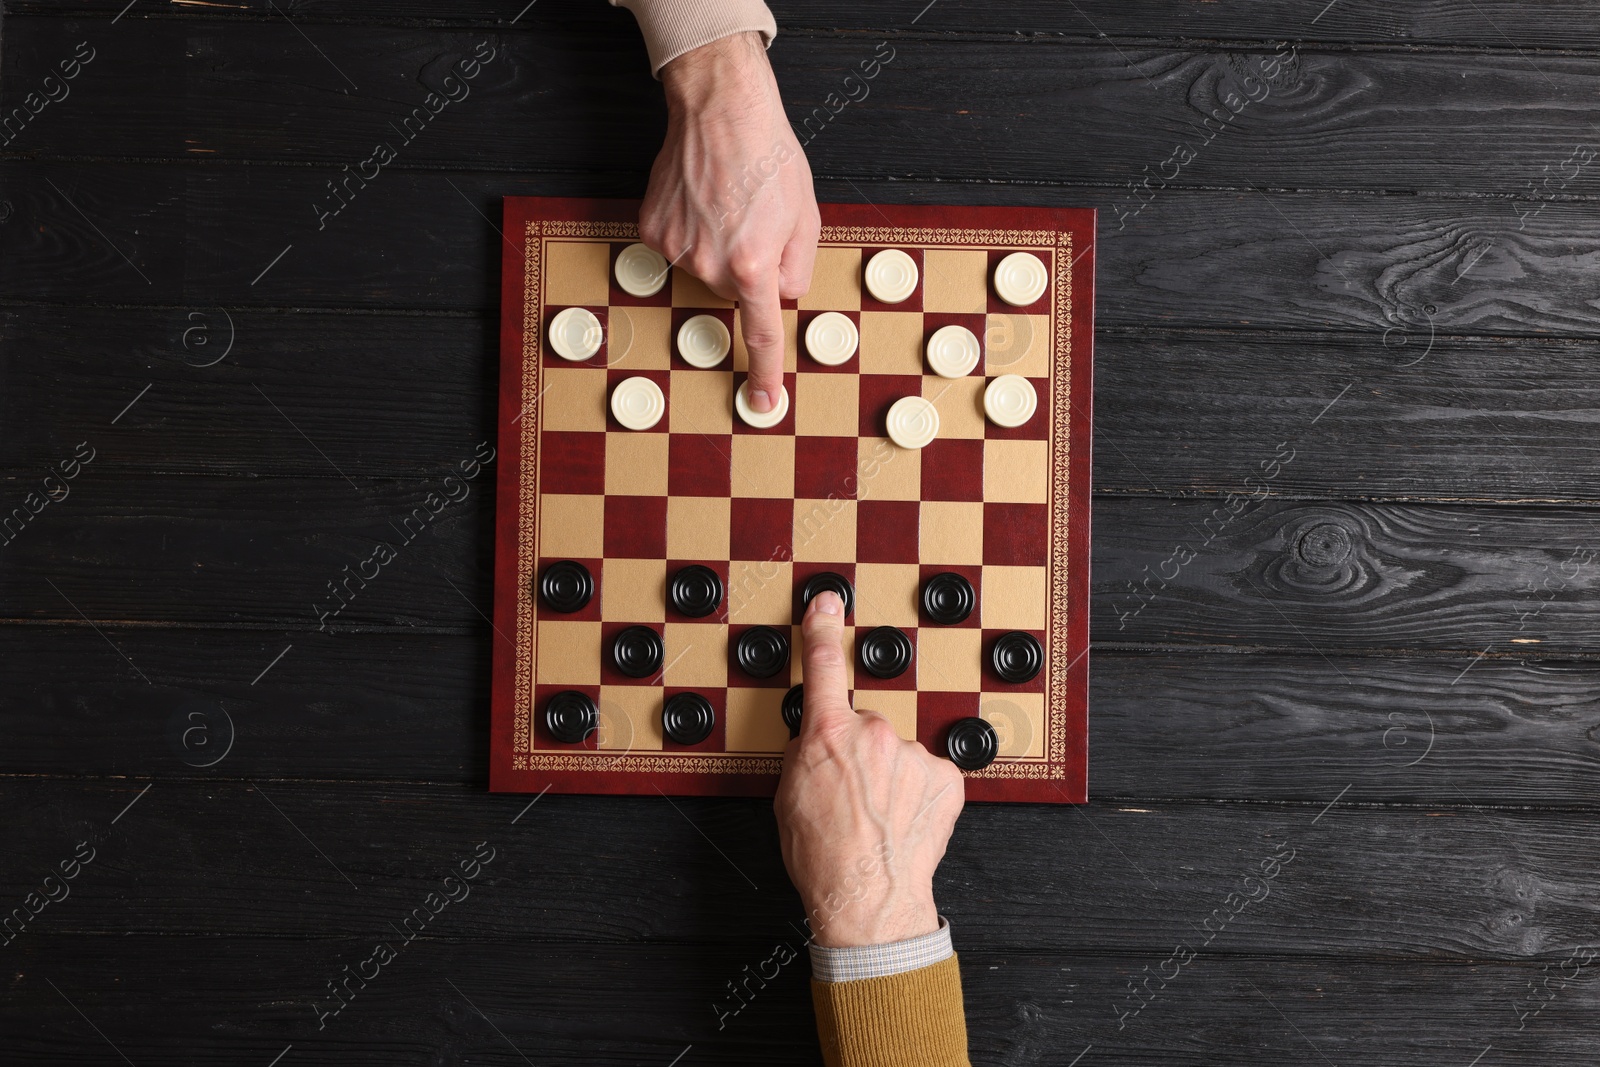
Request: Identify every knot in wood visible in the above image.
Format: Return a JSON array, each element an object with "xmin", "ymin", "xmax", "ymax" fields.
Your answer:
[{"xmin": 1296, "ymin": 522, "xmax": 1353, "ymax": 568}]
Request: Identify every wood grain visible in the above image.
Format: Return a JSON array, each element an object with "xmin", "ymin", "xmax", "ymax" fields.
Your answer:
[
  {"xmin": 6, "ymin": 17, "xmax": 1600, "ymax": 199},
  {"xmin": 9, "ymin": 478, "xmax": 1600, "ymax": 653},
  {"xmin": 8, "ymin": 311, "xmax": 1600, "ymax": 502},
  {"xmin": 5, "ymin": 165, "xmax": 1592, "ymax": 341},
  {"xmin": 5, "ymin": 778, "xmax": 1600, "ymax": 964},
  {"xmin": 14, "ymin": 0, "xmax": 1600, "ymax": 53},
  {"xmin": 3, "ymin": 935, "xmax": 1587, "ymax": 1065},
  {"xmin": 6, "ymin": 628, "xmax": 1600, "ymax": 807},
  {"xmin": 1097, "ymin": 498, "xmax": 1600, "ymax": 653}
]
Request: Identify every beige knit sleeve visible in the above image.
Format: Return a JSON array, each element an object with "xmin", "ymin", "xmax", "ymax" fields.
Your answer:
[{"xmin": 610, "ymin": 0, "xmax": 778, "ymax": 77}]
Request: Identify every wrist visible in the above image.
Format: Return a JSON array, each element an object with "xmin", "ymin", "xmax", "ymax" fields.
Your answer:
[
  {"xmin": 660, "ymin": 32, "xmax": 774, "ymax": 112},
  {"xmin": 808, "ymin": 893, "xmax": 940, "ymax": 949}
]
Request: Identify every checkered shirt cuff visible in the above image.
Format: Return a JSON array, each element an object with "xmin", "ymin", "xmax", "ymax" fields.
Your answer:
[{"xmin": 808, "ymin": 917, "xmax": 954, "ymax": 983}]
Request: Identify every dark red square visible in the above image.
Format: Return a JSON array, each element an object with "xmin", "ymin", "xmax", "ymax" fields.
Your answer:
[
  {"xmin": 920, "ymin": 439, "xmax": 984, "ymax": 501},
  {"xmin": 796, "ymin": 310, "xmax": 861, "ymax": 373},
  {"xmin": 856, "ymin": 500, "xmax": 920, "ymax": 564},
  {"xmin": 922, "ymin": 313, "xmax": 987, "ymax": 376},
  {"xmin": 982, "ymin": 629, "xmax": 1048, "ymax": 693},
  {"xmin": 666, "ymin": 559, "xmax": 731, "ymax": 624},
  {"xmin": 604, "ymin": 496, "xmax": 667, "ymax": 558},
  {"xmin": 858, "ymin": 374, "xmax": 923, "ymax": 438},
  {"xmin": 983, "ymin": 503, "xmax": 1047, "ymax": 566},
  {"xmin": 732, "ymin": 372, "xmax": 797, "ymax": 435},
  {"xmin": 915, "ymin": 690, "xmax": 981, "ymax": 754},
  {"xmin": 728, "ymin": 623, "xmax": 793, "ymax": 688},
  {"xmin": 540, "ymin": 431, "xmax": 605, "ymax": 495},
  {"xmin": 607, "ymin": 243, "xmax": 675, "ymax": 308},
  {"xmin": 669, "ymin": 434, "xmax": 732, "ymax": 496},
  {"xmin": 600, "ymin": 621, "xmax": 666, "ymax": 686},
  {"xmin": 670, "ymin": 307, "xmax": 737, "ymax": 370},
  {"xmin": 983, "ymin": 377, "xmax": 1051, "ymax": 441},
  {"xmin": 533, "ymin": 684, "xmax": 602, "ymax": 751},
  {"xmin": 792, "ymin": 561, "xmax": 858, "ymax": 623},
  {"xmin": 917, "ymin": 564, "xmax": 982, "ymax": 629},
  {"xmin": 604, "ymin": 369, "xmax": 671, "ymax": 433},
  {"xmin": 662, "ymin": 687, "xmax": 728, "ymax": 751},
  {"xmin": 536, "ymin": 556, "xmax": 604, "ymax": 623},
  {"xmin": 730, "ymin": 498, "xmax": 793, "ymax": 562},
  {"xmin": 986, "ymin": 248, "xmax": 1054, "ymax": 316},
  {"xmin": 854, "ymin": 626, "xmax": 918, "ymax": 693},
  {"xmin": 860, "ymin": 246, "xmax": 924, "ymax": 313},
  {"xmin": 794, "ymin": 435, "xmax": 859, "ymax": 500},
  {"xmin": 541, "ymin": 306, "xmax": 609, "ymax": 367}
]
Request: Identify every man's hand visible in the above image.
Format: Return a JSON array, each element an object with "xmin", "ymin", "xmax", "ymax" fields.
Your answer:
[
  {"xmin": 774, "ymin": 592, "xmax": 966, "ymax": 948},
  {"xmin": 641, "ymin": 31, "xmax": 819, "ymax": 413}
]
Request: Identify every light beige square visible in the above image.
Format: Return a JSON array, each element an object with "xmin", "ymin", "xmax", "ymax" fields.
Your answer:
[
  {"xmin": 855, "ymin": 563, "xmax": 920, "ymax": 627},
  {"xmin": 917, "ymin": 627, "xmax": 983, "ymax": 691},
  {"xmin": 596, "ymin": 685, "xmax": 664, "ymax": 751},
  {"xmin": 984, "ymin": 314, "xmax": 1050, "ymax": 378},
  {"xmin": 608, "ymin": 305, "xmax": 672, "ymax": 370},
  {"xmin": 799, "ymin": 246, "xmax": 863, "ymax": 310},
  {"xmin": 795, "ymin": 373, "xmax": 859, "ymax": 437},
  {"xmin": 725, "ymin": 686, "xmax": 790, "ymax": 752},
  {"xmin": 539, "ymin": 494, "xmax": 604, "ymax": 559},
  {"xmin": 923, "ymin": 376, "xmax": 987, "ymax": 440},
  {"xmin": 859, "ymin": 312, "xmax": 925, "ymax": 376},
  {"xmin": 922, "ymin": 249, "xmax": 989, "ymax": 314},
  {"xmin": 667, "ymin": 496, "xmax": 731, "ymax": 559},
  {"xmin": 857, "ymin": 437, "xmax": 920, "ymax": 501},
  {"xmin": 602, "ymin": 558, "xmax": 667, "ymax": 622},
  {"xmin": 605, "ymin": 432, "xmax": 669, "ymax": 497},
  {"xmin": 544, "ymin": 240, "xmax": 610, "ymax": 307},
  {"xmin": 980, "ymin": 566, "xmax": 1047, "ymax": 630},
  {"xmin": 732, "ymin": 309, "xmax": 798, "ymax": 373},
  {"xmin": 981, "ymin": 691, "xmax": 1045, "ymax": 758},
  {"xmin": 664, "ymin": 622, "xmax": 729, "ymax": 688},
  {"xmin": 672, "ymin": 270, "xmax": 734, "ymax": 308},
  {"xmin": 541, "ymin": 368, "xmax": 608, "ymax": 432},
  {"xmin": 730, "ymin": 435, "xmax": 796, "ymax": 498},
  {"xmin": 728, "ymin": 560, "xmax": 792, "ymax": 624},
  {"xmin": 668, "ymin": 369, "xmax": 735, "ymax": 435},
  {"xmin": 919, "ymin": 501, "xmax": 984, "ymax": 565},
  {"xmin": 983, "ymin": 439, "xmax": 1049, "ymax": 504},
  {"xmin": 535, "ymin": 620, "xmax": 602, "ymax": 684},
  {"xmin": 857, "ymin": 689, "xmax": 918, "ymax": 742},
  {"xmin": 793, "ymin": 498, "xmax": 856, "ymax": 562}
]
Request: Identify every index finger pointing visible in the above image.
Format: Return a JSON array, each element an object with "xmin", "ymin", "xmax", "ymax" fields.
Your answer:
[
  {"xmin": 799, "ymin": 591, "xmax": 854, "ymax": 737},
  {"xmin": 737, "ymin": 276, "xmax": 786, "ymax": 412}
]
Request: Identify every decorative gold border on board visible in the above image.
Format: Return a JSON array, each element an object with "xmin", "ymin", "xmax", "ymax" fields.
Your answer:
[{"xmin": 510, "ymin": 221, "xmax": 1076, "ymax": 779}]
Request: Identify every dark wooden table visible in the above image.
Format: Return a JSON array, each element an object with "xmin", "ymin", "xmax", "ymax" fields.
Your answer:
[{"xmin": 4, "ymin": 2, "xmax": 1599, "ymax": 1063}]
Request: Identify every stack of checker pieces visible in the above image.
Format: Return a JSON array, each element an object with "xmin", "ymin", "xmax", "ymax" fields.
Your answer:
[{"xmin": 490, "ymin": 198, "xmax": 1093, "ymax": 802}]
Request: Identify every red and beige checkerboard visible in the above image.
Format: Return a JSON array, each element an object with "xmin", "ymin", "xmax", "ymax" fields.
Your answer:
[{"xmin": 491, "ymin": 197, "xmax": 1093, "ymax": 802}]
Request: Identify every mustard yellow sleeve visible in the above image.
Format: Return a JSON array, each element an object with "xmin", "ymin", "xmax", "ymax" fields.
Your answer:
[
  {"xmin": 810, "ymin": 954, "xmax": 971, "ymax": 1067},
  {"xmin": 609, "ymin": 0, "xmax": 778, "ymax": 77}
]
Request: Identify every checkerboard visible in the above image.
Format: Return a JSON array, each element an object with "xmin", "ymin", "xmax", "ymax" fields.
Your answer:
[{"xmin": 490, "ymin": 198, "xmax": 1093, "ymax": 802}]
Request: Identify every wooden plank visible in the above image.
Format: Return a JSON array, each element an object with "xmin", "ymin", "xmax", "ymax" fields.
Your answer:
[
  {"xmin": 1, "ymin": 934, "xmax": 1582, "ymax": 1066},
  {"xmin": 1097, "ymin": 498, "xmax": 1600, "ymax": 653},
  {"xmin": 5, "ymin": 627, "xmax": 1600, "ymax": 807},
  {"xmin": 6, "ymin": 17, "xmax": 1600, "ymax": 198},
  {"xmin": 3, "ymin": 163, "xmax": 1595, "ymax": 339},
  {"xmin": 5, "ymin": 778, "xmax": 1600, "ymax": 963},
  {"xmin": 8, "ymin": 309, "xmax": 1600, "ymax": 502},
  {"xmin": 0, "ymin": 306, "xmax": 496, "ymax": 478},
  {"xmin": 14, "ymin": 0, "xmax": 1600, "ymax": 54},
  {"xmin": 8, "ymin": 473, "xmax": 1600, "ymax": 650}
]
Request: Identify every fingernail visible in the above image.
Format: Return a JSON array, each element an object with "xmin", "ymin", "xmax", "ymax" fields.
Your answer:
[
  {"xmin": 750, "ymin": 389, "xmax": 771, "ymax": 413},
  {"xmin": 815, "ymin": 591, "xmax": 840, "ymax": 615}
]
